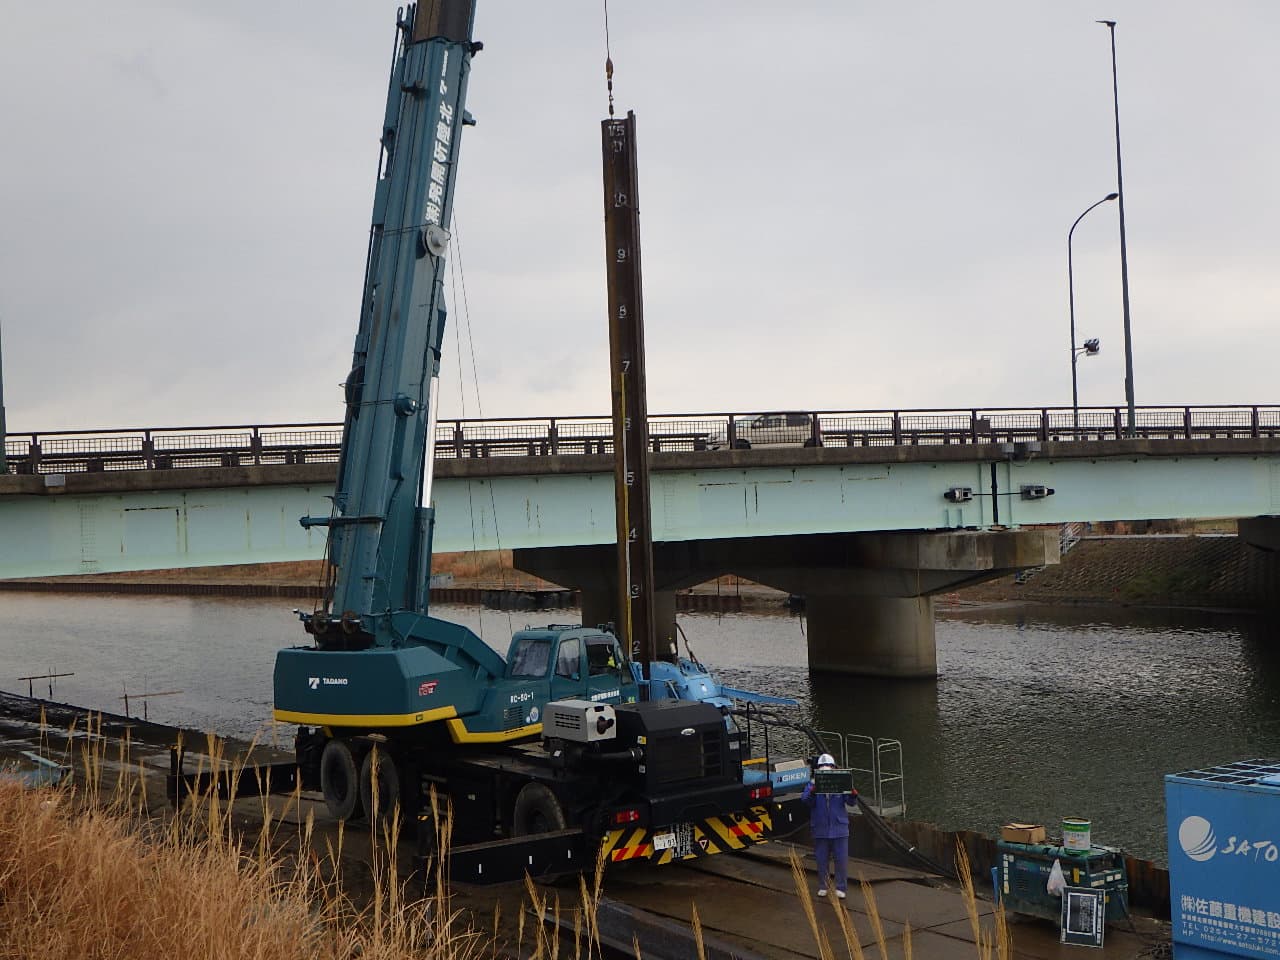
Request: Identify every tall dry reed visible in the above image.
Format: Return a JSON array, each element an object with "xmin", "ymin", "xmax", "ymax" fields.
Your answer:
[
  {"xmin": 787, "ymin": 839, "xmax": 1013, "ymax": 960},
  {"xmin": 0, "ymin": 718, "xmax": 484, "ymax": 960},
  {"xmin": 2, "ymin": 713, "xmax": 1016, "ymax": 960}
]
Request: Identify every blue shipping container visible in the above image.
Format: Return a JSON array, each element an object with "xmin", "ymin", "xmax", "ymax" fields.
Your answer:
[{"xmin": 1166, "ymin": 760, "xmax": 1280, "ymax": 960}]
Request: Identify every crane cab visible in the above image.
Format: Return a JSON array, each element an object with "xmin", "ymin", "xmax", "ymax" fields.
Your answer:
[{"xmin": 498, "ymin": 625, "xmax": 637, "ymax": 729}]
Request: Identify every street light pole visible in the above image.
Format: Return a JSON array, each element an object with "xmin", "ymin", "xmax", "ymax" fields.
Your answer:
[
  {"xmin": 1069, "ymin": 193, "xmax": 1118, "ymax": 432},
  {"xmin": 1099, "ymin": 19, "xmax": 1136, "ymax": 436},
  {"xmin": 0, "ymin": 318, "xmax": 7, "ymax": 475}
]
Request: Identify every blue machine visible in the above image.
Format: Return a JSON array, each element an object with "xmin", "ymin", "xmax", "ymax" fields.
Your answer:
[
  {"xmin": 1166, "ymin": 759, "xmax": 1280, "ymax": 960},
  {"xmin": 629, "ymin": 657, "xmax": 797, "ymax": 712}
]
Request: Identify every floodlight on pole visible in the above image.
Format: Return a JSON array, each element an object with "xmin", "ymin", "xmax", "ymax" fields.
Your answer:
[{"xmin": 1068, "ymin": 193, "xmax": 1117, "ymax": 432}]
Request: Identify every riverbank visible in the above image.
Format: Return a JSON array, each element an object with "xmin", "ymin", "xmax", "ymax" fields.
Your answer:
[
  {"xmin": 0, "ymin": 689, "xmax": 1171, "ymax": 959},
  {"xmin": 960, "ymin": 534, "xmax": 1280, "ymax": 611},
  {"xmin": 4, "ymin": 535, "xmax": 1276, "ymax": 613}
]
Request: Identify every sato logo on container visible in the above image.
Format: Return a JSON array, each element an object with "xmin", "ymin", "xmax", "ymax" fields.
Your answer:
[{"xmin": 1179, "ymin": 815, "xmax": 1280, "ymax": 864}]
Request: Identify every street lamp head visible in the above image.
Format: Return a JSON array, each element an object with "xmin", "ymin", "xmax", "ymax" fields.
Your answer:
[
  {"xmin": 1104, "ymin": 192, "xmax": 1118, "ymax": 201},
  {"xmin": 1097, "ymin": 19, "xmax": 1116, "ymax": 27}
]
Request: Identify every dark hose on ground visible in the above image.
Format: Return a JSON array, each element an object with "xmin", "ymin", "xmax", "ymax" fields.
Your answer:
[{"xmin": 851, "ymin": 792, "xmax": 957, "ymax": 880}]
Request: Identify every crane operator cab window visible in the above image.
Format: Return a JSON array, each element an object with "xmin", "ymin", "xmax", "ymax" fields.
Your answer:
[
  {"xmin": 555, "ymin": 638, "xmax": 582, "ymax": 680},
  {"xmin": 509, "ymin": 638, "xmax": 551, "ymax": 678},
  {"xmin": 586, "ymin": 635, "xmax": 632, "ymax": 685},
  {"xmin": 584, "ymin": 634, "xmax": 634, "ymax": 702}
]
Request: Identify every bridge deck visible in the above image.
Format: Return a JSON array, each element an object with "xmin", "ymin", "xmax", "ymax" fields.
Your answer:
[{"xmin": 4, "ymin": 413, "xmax": 1280, "ymax": 580}]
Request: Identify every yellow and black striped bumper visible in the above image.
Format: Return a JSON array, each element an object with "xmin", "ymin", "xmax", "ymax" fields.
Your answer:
[{"xmin": 602, "ymin": 804, "xmax": 773, "ymax": 865}]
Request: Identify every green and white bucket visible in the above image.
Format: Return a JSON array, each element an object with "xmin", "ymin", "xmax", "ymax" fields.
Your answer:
[{"xmin": 1062, "ymin": 817, "xmax": 1092, "ymax": 851}]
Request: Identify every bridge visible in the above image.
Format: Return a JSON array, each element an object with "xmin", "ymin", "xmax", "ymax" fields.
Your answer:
[{"xmin": 4, "ymin": 404, "xmax": 1279, "ymax": 677}]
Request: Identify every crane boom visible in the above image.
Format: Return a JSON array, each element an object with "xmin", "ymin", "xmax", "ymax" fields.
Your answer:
[
  {"xmin": 273, "ymin": 3, "xmax": 511, "ymax": 734},
  {"xmin": 306, "ymin": 1, "xmax": 476, "ymax": 645}
]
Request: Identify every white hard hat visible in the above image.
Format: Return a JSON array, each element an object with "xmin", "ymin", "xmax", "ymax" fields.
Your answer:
[{"xmin": 817, "ymin": 753, "xmax": 836, "ymax": 768}]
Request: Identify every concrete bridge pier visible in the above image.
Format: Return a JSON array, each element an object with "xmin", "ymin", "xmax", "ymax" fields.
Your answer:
[
  {"xmin": 579, "ymin": 586, "xmax": 680, "ymax": 659},
  {"xmin": 804, "ymin": 595, "xmax": 937, "ymax": 678},
  {"xmin": 518, "ymin": 550, "xmax": 683, "ymax": 659},
  {"xmin": 516, "ymin": 529, "xmax": 1057, "ymax": 680}
]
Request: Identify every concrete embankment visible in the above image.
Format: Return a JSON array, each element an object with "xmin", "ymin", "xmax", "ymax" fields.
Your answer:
[{"xmin": 961, "ymin": 535, "xmax": 1280, "ymax": 611}]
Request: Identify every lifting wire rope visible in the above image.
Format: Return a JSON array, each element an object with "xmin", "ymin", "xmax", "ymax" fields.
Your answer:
[
  {"xmin": 603, "ymin": 0, "xmax": 615, "ymax": 118},
  {"xmin": 447, "ymin": 219, "xmax": 514, "ymax": 642}
]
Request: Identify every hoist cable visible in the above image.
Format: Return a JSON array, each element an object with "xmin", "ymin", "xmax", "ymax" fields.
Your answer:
[
  {"xmin": 448, "ymin": 217, "xmax": 514, "ymax": 639},
  {"xmin": 603, "ymin": 0, "xmax": 615, "ymax": 117},
  {"xmin": 446, "ymin": 234, "xmax": 487, "ymax": 641}
]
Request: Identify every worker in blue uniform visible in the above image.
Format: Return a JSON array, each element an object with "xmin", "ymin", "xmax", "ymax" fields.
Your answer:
[{"xmin": 802, "ymin": 753, "xmax": 859, "ymax": 899}]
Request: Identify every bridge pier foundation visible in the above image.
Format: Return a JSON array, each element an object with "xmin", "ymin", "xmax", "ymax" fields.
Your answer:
[{"xmin": 804, "ymin": 594, "xmax": 937, "ymax": 678}]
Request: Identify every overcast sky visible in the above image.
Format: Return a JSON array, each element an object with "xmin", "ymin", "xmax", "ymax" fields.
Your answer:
[{"xmin": 1, "ymin": 1, "xmax": 1276, "ymax": 433}]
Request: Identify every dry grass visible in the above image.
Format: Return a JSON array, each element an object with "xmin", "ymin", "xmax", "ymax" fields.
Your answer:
[
  {"xmin": 0, "ymin": 780, "xmax": 339, "ymax": 958},
  {"xmin": 0, "ymin": 721, "xmax": 483, "ymax": 960},
  {"xmin": 1, "ymin": 714, "xmax": 1012, "ymax": 960},
  {"xmin": 786, "ymin": 842, "xmax": 1013, "ymax": 960}
]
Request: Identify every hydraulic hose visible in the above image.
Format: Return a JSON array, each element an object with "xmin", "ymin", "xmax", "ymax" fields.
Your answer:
[
  {"xmin": 589, "ymin": 747, "xmax": 644, "ymax": 763},
  {"xmin": 851, "ymin": 792, "xmax": 957, "ymax": 880}
]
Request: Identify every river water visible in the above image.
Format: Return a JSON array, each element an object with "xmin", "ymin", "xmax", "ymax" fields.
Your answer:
[{"xmin": 2, "ymin": 590, "xmax": 1278, "ymax": 864}]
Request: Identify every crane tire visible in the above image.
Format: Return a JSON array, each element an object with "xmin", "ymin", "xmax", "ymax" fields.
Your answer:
[
  {"xmin": 320, "ymin": 739, "xmax": 362, "ymax": 821},
  {"xmin": 360, "ymin": 745, "xmax": 401, "ymax": 825},
  {"xmin": 512, "ymin": 783, "xmax": 567, "ymax": 836}
]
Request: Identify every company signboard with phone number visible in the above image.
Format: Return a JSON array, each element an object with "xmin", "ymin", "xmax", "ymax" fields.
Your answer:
[{"xmin": 1166, "ymin": 760, "xmax": 1280, "ymax": 960}]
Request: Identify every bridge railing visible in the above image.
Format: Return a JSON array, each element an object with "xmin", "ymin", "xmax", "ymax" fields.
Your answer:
[
  {"xmin": 2, "ymin": 423, "xmax": 344, "ymax": 475},
  {"xmin": 5, "ymin": 405, "xmax": 1280, "ymax": 474}
]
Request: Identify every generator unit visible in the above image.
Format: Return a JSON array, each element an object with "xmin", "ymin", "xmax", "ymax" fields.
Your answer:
[{"xmin": 997, "ymin": 839, "xmax": 1129, "ymax": 925}]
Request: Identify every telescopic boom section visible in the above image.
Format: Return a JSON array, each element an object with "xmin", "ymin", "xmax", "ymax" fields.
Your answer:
[{"xmin": 307, "ymin": 1, "xmax": 477, "ymax": 646}]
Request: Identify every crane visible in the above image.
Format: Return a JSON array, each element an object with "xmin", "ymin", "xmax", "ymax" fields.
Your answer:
[{"xmin": 266, "ymin": 2, "xmax": 806, "ymax": 881}]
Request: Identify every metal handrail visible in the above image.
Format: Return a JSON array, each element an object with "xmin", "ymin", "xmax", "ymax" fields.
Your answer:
[
  {"xmin": 4, "ymin": 404, "xmax": 1279, "ymax": 475},
  {"xmin": 844, "ymin": 733, "xmax": 877, "ymax": 795},
  {"xmin": 875, "ymin": 738, "xmax": 907, "ymax": 819},
  {"xmin": 811, "ymin": 729, "xmax": 845, "ymax": 767}
]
